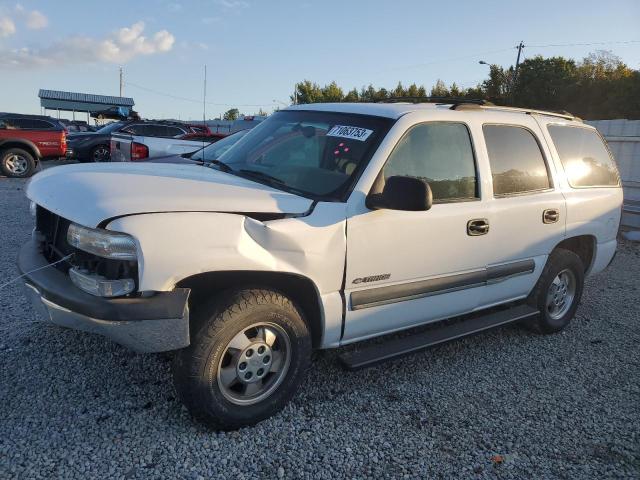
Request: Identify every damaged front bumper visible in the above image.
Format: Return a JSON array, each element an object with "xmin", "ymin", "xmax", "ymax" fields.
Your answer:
[{"xmin": 17, "ymin": 239, "xmax": 190, "ymax": 353}]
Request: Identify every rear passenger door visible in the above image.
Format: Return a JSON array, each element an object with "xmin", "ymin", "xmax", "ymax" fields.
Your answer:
[{"xmin": 479, "ymin": 118, "xmax": 566, "ymax": 307}]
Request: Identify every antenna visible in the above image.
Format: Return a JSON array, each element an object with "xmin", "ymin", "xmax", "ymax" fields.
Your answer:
[{"xmin": 119, "ymin": 67, "xmax": 123, "ymax": 97}]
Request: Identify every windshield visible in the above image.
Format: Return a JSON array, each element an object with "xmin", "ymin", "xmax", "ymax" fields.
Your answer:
[
  {"xmin": 216, "ymin": 110, "xmax": 393, "ymax": 200},
  {"xmin": 191, "ymin": 130, "xmax": 249, "ymax": 162},
  {"xmin": 95, "ymin": 121, "xmax": 124, "ymax": 134}
]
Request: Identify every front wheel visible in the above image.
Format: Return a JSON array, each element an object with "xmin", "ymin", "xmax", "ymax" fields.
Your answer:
[
  {"xmin": 0, "ymin": 148, "xmax": 36, "ymax": 178},
  {"xmin": 526, "ymin": 248, "xmax": 585, "ymax": 333},
  {"xmin": 172, "ymin": 289, "xmax": 311, "ymax": 430}
]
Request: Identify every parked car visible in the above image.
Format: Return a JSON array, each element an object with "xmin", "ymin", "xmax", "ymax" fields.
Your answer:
[
  {"xmin": 68, "ymin": 120, "xmax": 219, "ymax": 163},
  {"xmin": 59, "ymin": 120, "xmax": 97, "ymax": 133},
  {"xmin": 0, "ymin": 112, "xmax": 67, "ymax": 177},
  {"xmin": 132, "ymin": 129, "xmax": 248, "ymax": 164},
  {"xmin": 109, "ymin": 126, "xmax": 222, "ymax": 162},
  {"xmin": 19, "ymin": 101, "xmax": 622, "ymax": 430}
]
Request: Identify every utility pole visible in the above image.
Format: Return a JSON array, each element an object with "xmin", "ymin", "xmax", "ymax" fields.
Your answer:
[
  {"xmin": 511, "ymin": 41, "xmax": 524, "ymax": 105},
  {"xmin": 119, "ymin": 67, "xmax": 123, "ymax": 97}
]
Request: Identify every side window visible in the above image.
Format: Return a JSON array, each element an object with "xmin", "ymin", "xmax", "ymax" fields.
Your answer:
[
  {"xmin": 121, "ymin": 124, "xmax": 144, "ymax": 135},
  {"xmin": 383, "ymin": 122, "xmax": 478, "ymax": 202},
  {"xmin": 483, "ymin": 125, "xmax": 551, "ymax": 195},
  {"xmin": 165, "ymin": 126, "xmax": 185, "ymax": 137},
  {"xmin": 548, "ymin": 125, "xmax": 619, "ymax": 187},
  {"xmin": 29, "ymin": 119, "xmax": 55, "ymax": 129}
]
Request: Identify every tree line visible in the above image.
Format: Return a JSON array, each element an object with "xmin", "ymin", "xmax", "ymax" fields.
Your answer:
[{"xmin": 286, "ymin": 51, "xmax": 640, "ymax": 120}]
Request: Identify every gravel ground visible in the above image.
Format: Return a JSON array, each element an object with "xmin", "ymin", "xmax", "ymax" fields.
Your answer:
[{"xmin": 1, "ymin": 165, "xmax": 639, "ymax": 479}]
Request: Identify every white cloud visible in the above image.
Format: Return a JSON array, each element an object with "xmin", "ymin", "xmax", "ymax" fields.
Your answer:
[
  {"xmin": 0, "ymin": 16, "xmax": 16, "ymax": 37},
  {"xmin": 26, "ymin": 10, "xmax": 48, "ymax": 29},
  {"xmin": 214, "ymin": 0, "xmax": 249, "ymax": 8},
  {"xmin": 1, "ymin": 21, "xmax": 175, "ymax": 69}
]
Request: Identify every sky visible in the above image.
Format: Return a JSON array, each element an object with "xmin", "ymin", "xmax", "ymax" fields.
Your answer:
[{"xmin": 0, "ymin": 0, "xmax": 639, "ymax": 120}]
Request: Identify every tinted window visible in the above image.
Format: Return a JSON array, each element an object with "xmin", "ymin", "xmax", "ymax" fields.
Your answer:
[
  {"xmin": 121, "ymin": 124, "xmax": 147, "ymax": 135},
  {"xmin": 165, "ymin": 126, "xmax": 185, "ymax": 137},
  {"xmin": 383, "ymin": 122, "xmax": 477, "ymax": 202},
  {"xmin": 12, "ymin": 118, "xmax": 56, "ymax": 129},
  {"xmin": 548, "ymin": 125, "xmax": 619, "ymax": 187},
  {"xmin": 483, "ymin": 125, "xmax": 550, "ymax": 195}
]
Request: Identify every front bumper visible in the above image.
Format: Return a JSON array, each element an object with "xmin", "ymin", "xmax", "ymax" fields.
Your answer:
[{"xmin": 17, "ymin": 239, "xmax": 190, "ymax": 353}]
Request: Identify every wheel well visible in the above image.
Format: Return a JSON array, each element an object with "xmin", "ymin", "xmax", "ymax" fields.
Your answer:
[
  {"xmin": 0, "ymin": 142, "xmax": 39, "ymax": 159},
  {"xmin": 554, "ymin": 235, "xmax": 595, "ymax": 272},
  {"xmin": 176, "ymin": 271, "xmax": 324, "ymax": 348}
]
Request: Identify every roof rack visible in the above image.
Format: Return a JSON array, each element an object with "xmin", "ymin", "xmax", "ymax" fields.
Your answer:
[
  {"xmin": 379, "ymin": 96, "xmax": 493, "ymax": 109},
  {"xmin": 468, "ymin": 105, "xmax": 581, "ymax": 121}
]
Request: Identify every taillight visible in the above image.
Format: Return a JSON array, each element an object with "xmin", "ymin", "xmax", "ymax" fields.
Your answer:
[
  {"xmin": 130, "ymin": 142, "xmax": 149, "ymax": 161},
  {"xmin": 60, "ymin": 131, "xmax": 67, "ymax": 153}
]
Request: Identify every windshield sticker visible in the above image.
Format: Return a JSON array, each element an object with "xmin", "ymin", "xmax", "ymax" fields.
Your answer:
[{"xmin": 327, "ymin": 125, "xmax": 373, "ymax": 142}]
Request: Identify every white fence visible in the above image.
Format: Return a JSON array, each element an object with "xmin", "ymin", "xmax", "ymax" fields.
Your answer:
[{"xmin": 587, "ymin": 120, "xmax": 640, "ymax": 230}]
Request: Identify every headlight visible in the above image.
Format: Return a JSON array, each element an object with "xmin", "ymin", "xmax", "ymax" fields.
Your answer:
[{"xmin": 67, "ymin": 223, "xmax": 137, "ymax": 260}]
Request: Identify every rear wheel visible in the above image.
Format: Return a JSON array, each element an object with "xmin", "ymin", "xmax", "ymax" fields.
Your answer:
[
  {"xmin": 90, "ymin": 144, "xmax": 110, "ymax": 162},
  {"xmin": 0, "ymin": 148, "xmax": 36, "ymax": 178},
  {"xmin": 172, "ymin": 289, "xmax": 311, "ymax": 430},
  {"xmin": 526, "ymin": 248, "xmax": 585, "ymax": 333}
]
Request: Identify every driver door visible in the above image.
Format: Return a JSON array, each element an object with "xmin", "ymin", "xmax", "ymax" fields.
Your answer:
[{"xmin": 343, "ymin": 121, "xmax": 492, "ymax": 342}]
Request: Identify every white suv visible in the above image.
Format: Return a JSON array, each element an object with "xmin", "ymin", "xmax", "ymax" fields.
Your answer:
[{"xmin": 19, "ymin": 101, "xmax": 622, "ymax": 430}]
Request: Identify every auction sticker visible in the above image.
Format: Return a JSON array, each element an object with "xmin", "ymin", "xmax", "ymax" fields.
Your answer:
[{"xmin": 327, "ymin": 125, "xmax": 373, "ymax": 141}]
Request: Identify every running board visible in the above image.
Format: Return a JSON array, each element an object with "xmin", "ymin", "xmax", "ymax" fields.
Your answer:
[{"xmin": 339, "ymin": 304, "xmax": 539, "ymax": 370}]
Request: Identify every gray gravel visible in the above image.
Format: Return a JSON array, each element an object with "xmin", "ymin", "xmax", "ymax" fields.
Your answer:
[{"xmin": 1, "ymin": 165, "xmax": 639, "ymax": 479}]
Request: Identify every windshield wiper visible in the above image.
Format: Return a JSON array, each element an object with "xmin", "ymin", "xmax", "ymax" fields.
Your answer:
[
  {"xmin": 205, "ymin": 159, "xmax": 234, "ymax": 172},
  {"xmin": 238, "ymin": 169, "xmax": 285, "ymax": 185}
]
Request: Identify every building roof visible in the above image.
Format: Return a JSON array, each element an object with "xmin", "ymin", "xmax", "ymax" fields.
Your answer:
[{"xmin": 38, "ymin": 89, "xmax": 135, "ymax": 107}]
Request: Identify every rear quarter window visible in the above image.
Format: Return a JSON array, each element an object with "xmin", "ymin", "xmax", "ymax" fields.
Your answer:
[{"xmin": 548, "ymin": 125, "xmax": 619, "ymax": 187}]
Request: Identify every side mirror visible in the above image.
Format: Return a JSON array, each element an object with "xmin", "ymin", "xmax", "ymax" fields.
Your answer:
[{"xmin": 366, "ymin": 176, "xmax": 433, "ymax": 211}]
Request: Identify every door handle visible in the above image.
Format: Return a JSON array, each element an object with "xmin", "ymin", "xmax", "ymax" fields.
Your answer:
[
  {"xmin": 467, "ymin": 218, "xmax": 489, "ymax": 236},
  {"xmin": 543, "ymin": 209, "xmax": 560, "ymax": 224}
]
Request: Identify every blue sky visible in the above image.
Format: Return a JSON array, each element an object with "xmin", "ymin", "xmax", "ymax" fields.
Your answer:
[{"xmin": 0, "ymin": 0, "xmax": 639, "ymax": 120}]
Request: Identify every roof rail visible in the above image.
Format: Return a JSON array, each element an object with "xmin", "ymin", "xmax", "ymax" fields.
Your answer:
[
  {"xmin": 465, "ymin": 104, "xmax": 581, "ymax": 121},
  {"xmin": 378, "ymin": 96, "xmax": 492, "ymax": 108}
]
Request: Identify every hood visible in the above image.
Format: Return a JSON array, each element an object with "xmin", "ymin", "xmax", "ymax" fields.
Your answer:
[
  {"xmin": 67, "ymin": 132, "xmax": 104, "ymax": 142},
  {"xmin": 27, "ymin": 162, "xmax": 313, "ymax": 227}
]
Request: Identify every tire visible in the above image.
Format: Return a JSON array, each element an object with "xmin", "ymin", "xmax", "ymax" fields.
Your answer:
[
  {"xmin": 526, "ymin": 248, "xmax": 585, "ymax": 333},
  {"xmin": 0, "ymin": 148, "xmax": 36, "ymax": 178},
  {"xmin": 90, "ymin": 145, "xmax": 110, "ymax": 162},
  {"xmin": 172, "ymin": 289, "xmax": 312, "ymax": 430}
]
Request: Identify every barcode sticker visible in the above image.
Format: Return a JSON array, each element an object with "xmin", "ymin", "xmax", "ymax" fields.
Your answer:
[{"xmin": 327, "ymin": 125, "xmax": 373, "ymax": 142}]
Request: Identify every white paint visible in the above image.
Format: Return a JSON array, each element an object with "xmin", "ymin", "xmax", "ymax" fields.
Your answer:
[{"xmin": 27, "ymin": 103, "xmax": 623, "ymax": 350}]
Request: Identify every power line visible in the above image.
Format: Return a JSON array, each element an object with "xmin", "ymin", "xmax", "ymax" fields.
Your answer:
[
  {"xmin": 526, "ymin": 39, "xmax": 640, "ymax": 48},
  {"xmin": 124, "ymin": 80, "xmax": 276, "ymax": 107}
]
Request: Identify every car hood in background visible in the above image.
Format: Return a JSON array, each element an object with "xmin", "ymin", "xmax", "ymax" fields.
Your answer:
[{"xmin": 27, "ymin": 162, "xmax": 313, "ymax": 227}]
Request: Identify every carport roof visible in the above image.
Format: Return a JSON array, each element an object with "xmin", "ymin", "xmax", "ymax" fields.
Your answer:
[{"xmin": 38, "ymin": 89, "xmax": 135, "ymax": 107}]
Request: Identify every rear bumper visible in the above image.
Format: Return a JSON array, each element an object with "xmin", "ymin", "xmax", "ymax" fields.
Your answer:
[{"xmin": 17, "ymin": 239, "xmax": 190, "ymax": 353}]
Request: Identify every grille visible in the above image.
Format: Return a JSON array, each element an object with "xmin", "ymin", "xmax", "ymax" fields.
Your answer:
[
  {"xmin": 35, "ymin": 206, "xmax": 138, "ymax": 285},
  {"xmin": 36, "ymin": 206, "xmax": 73, "ymax": 267}
]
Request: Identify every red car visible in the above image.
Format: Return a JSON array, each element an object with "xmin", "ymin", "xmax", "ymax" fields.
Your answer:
[{"xmin": 0, "ymin": 113, "xmax": 67, "ymax": 178}]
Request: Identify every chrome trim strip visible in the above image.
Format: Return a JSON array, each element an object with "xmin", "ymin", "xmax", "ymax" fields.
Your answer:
[{"xmin": 350, "ymin": 259, "xmax": 535, "ymax": 310}]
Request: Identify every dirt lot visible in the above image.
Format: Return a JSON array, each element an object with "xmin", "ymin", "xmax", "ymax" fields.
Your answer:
[{"xmin": 1, "ymin": 164, "xmax": 639, "ymax": 479}]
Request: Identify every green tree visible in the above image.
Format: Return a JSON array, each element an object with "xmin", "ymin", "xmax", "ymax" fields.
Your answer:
[
  {"xmin": 321, "ymin": 81, "xmax": 344, "ymax": 102},
  {"xmin": 291, "ymin": 80, "xmax": 324, "ymax": 104},
  {"xmin": 344, "ymin": 88, "xmax": 360, "ymax": 102},
  {"xmin": 223, "ymin": 108, "xmax": 240, "ymax": 121},
  {"xmin": 430, "ymin": 79, "xmax": 449, "ymax": 97}
]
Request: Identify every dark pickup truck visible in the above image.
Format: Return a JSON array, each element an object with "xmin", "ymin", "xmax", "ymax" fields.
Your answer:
[{"xmin": 0, "ymin": 113, "xmax": 67, "ymax": 178}]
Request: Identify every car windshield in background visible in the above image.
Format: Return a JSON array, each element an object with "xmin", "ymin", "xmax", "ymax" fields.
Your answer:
[
  {"xmin": 95, "ymin": 122, "xmax": 124, "ymax": 134},
  {"xmin": 191, "ymin": 130, "xmax": 249, "ymax": 162},
  {"xmin": 216, "ymin": 110, "xmax": 393, "ymax": 200}
]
